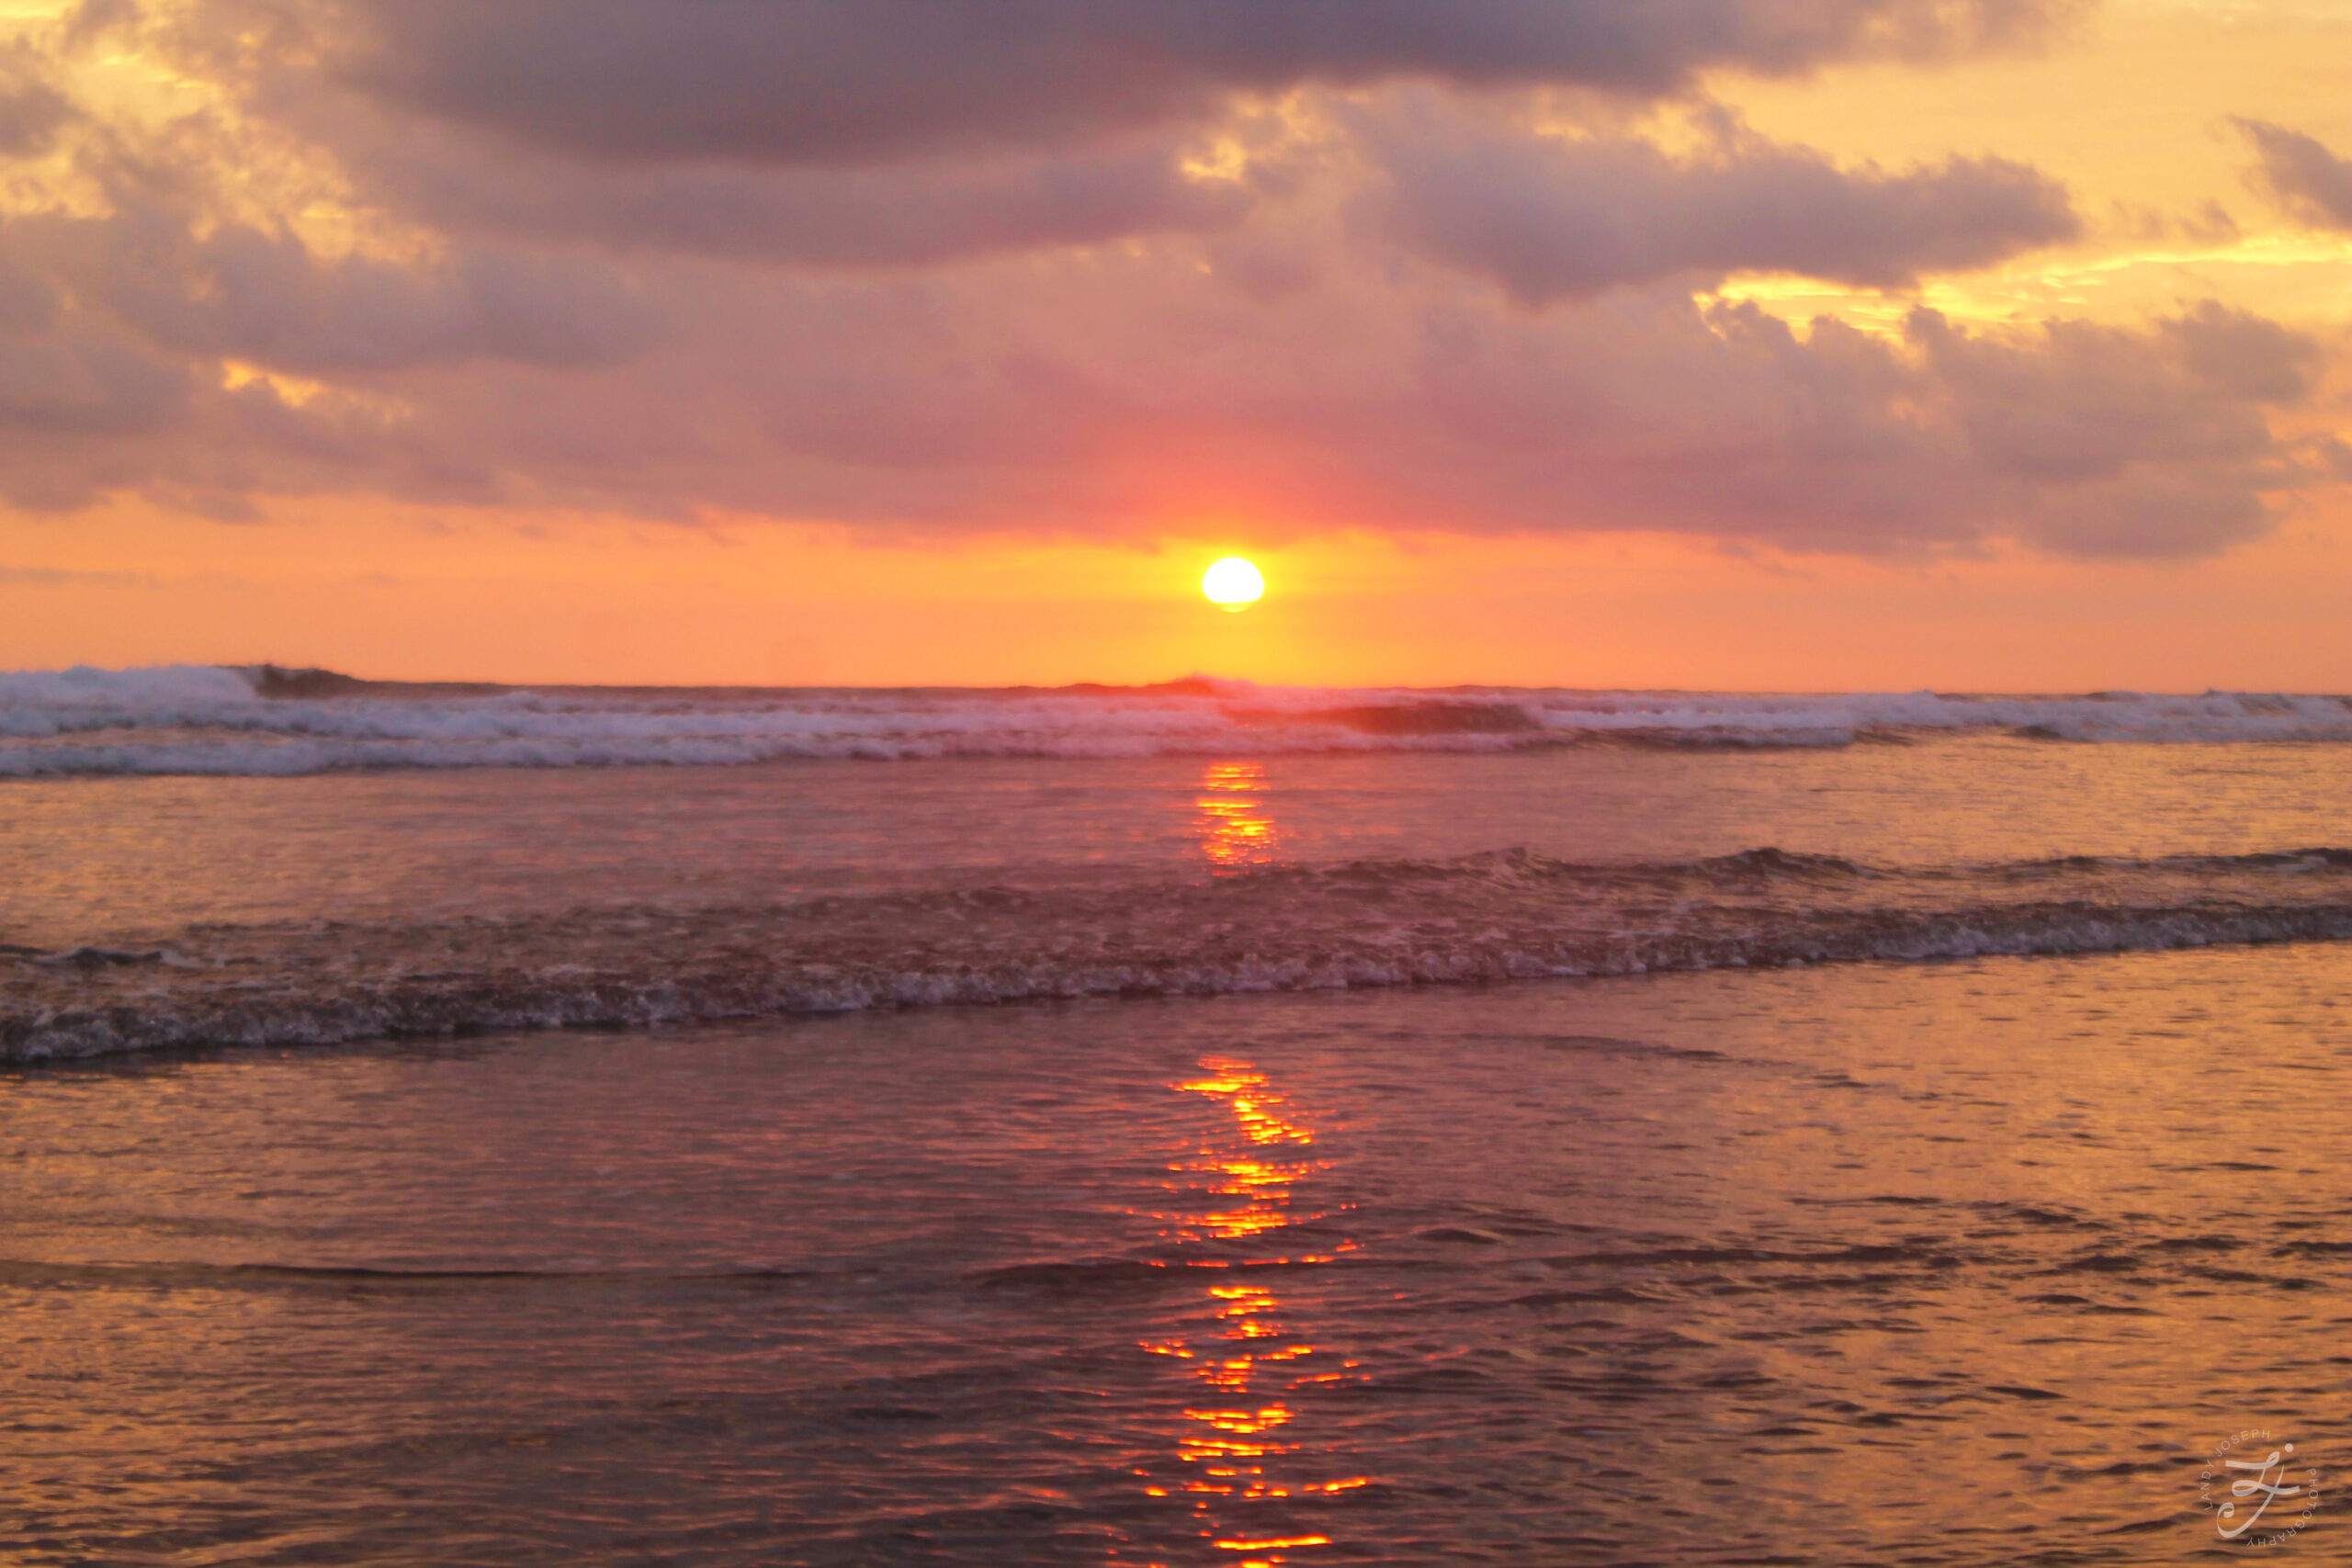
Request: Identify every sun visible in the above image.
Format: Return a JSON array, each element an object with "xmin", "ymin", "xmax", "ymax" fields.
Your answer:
[{"xmin": 1202, "ymin": 557, "xmax": 1265, "ymax": 612}]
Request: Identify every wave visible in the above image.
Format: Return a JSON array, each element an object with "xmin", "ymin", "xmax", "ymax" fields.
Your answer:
[
  {"xmin": 1, "ymin": 666, "xmax": 2349, "ymax": 776},
  {"xmin": 10, "ymin": 846, "xmax": 2352, "ymax": 1062}
]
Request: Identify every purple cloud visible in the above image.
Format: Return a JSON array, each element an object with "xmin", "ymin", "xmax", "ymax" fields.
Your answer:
[
  {"xmin": 0, "ymin": 0, "xmax": 2320, "ymax": 564},
  {"xmin": 263, "ymin": 0, "xmax": 2077, "ymax": 164},
  {"xmin": 2235, "ymin": 118, "xmax": 2352, "ymax": 231},
  {"xmin": 1359, "ymin": 105, "xmax": 2077, "ymax": 299}
]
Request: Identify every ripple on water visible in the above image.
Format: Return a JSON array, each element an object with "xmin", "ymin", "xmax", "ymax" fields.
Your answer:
[{"xmin": 0, "ymin": 943, "xmax": 2347, "ymax": 1563}]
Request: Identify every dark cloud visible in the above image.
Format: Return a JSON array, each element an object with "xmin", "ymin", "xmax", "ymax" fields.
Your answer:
[
  {"xmin": 1361, "ymin": 106, "xmax": 2076, "ymax": 300},
  {"xmin": 124, "ymin": 2, "xmax": 2082, "ymax": 277},
  {"xmin": 4, "ymin": 205, "xmax": 655, "ymax": 374},
  {"xmin": 0, "ymin": 0, "xmax": 2321, "ymax": 568},
  {"xmin": 0, "ymin": 256, "xmax": 60, "ymax": 333},
  {"xmin": 1295, "ymin": 296, "xmax": 2302, "ymax": 558},
  {"xmin": 0, "ymin": 42, "xmax": 78, "ymax": 156},
  {"xmin": 172, "ymin": 0, "xmax": 2077, "ymax": 165},
  {"xmin": 2315, "ymin": 436, "xmax": 2352, "ymax": 483},
  {"xmin": 0, "ymin": 313, "xmax": 189, "ymax": 439},
  {"xmin": 1914, "ymin": 306, "xmax": 2295, "ymax": 483},
  {"xmin": 341, "ymin": 122, "xmax": 1255, "ymax": 268},
  {"xmin": 2234, "ymin": 118, "xmax": 2352, "ymax": 231},
  {"xmin": 2159, "ymin": 299, "xmax": 2322, "ymax": 403},
  {"xmin": 2014, "ymin": 472, "xmax": 2267, "ymax": 558},
  {"xmin": 0, "ymin": 236, "xmax": 2314, "ymax": 559},
  {"xmin": 1906, "ymin": 304, "xmax": 2309, "ymax": 556},
  {"xmin": 0, "ymin": 310, "xmax": 197, "ymax": 510}
]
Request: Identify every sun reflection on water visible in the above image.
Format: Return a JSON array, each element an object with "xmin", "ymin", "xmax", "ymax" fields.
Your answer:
[
  {"xmin": 1129, "ymin": 1059, "xmax": 1368, "ymax": 1564},
  {"xmin": 1195, "ymin": 761, "xmax": 1280, "ymax": 873}
]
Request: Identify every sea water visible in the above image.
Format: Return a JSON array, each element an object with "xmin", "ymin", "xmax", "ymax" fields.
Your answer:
[{"xmin": 1, "ymin": 671, "xmax": 2346, "ymax": 1563}]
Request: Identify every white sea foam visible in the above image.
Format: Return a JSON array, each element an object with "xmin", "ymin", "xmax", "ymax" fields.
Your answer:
[
  {"xmin": 1, "ymin": 666, "xmax": 2347, "ymax": 776},
  {"xmin": 0, "ymin": 662, "xmax": 258, "ymax": 730}
]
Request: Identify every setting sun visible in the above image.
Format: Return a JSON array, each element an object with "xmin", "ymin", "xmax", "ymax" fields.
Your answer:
[
  {"xmin": 6, "ymin": 4, "xmax": 2352, "ymax": 1562},
  {"xmin": 1203, "ymin": 558, "xmax": 1266, "ymax": 612}
]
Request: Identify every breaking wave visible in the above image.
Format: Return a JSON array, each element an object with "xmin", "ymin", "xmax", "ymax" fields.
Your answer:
[
  {"xmin": 1, "ymin": 666, "xmax": 2349, "ymax": 776},
  {"xmin": 10, "ymin": 846, "xmax": 2352, "ymax": 1061}
]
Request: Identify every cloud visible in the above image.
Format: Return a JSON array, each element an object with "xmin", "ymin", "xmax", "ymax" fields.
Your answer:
[
  {"xmin": 0, "ymin": 212, "xmax": 2316, "ymax": 558},
  {"xmin": 0, "ymin": 42, "xmax": 77, "ymax": 156},
  {"xmin": 0, "ymin": 0, "xmax": 2318, "ymax": 566},
  {"xmin": 1359, "ymin": 104, "xmax": 2076, "ymax": 300},
  {"xmin": 0, "ymin": 562, "xmax": 162, "ymax": 587},
  {"xmin": 0, "ymin": 311, "xmax": 190, "ymax": 441},
  {"xmin": 0, "ymin": 257, "xmax": 60, "ymax": 333},
  {"xmin": 1906, "ymin": 302, "xmax": 2312, "ymax": 556},
  {"xmin": 1297, "ymin": 295, "xmax": 2304, "ymax": 558},
  {"xmin": 2315, "ymin": 436, "xmax": 2352, "ymax": 483},
  {"xmin": 333, "ymin": 118, "xmax": 1257, "ymax": 268},
  {"xmin": 137, "ymin": 0, "xmax": 2072, "ymax": 274},
  {"xmin": 2234, "ymin": 118, "xmax": 2352, "ymax": 231},
  {"xmin": 4, "ymin": 205, "xmax": 655, "ymax": 375},
  {"xmin": 1914, "ymin": 304, "xmax": 2308, "ymax": 480},
  {"xmin": 2159, "ymin": 299, "xmax": 2323, "ymax": 403},
  {"xmin": 238, "ymin": 0, "xmax": 2075, "ymax": 165}
]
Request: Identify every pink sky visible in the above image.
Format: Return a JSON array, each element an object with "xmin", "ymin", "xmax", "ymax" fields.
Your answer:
[{"xmin": 0, "ymin": 0, "xmax": 2346, "ymax": 688}]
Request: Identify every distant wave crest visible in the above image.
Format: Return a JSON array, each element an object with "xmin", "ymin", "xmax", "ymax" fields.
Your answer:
[{"xmin": 2, "ymin": 666, "xmax": 2349, "ymax": 776}]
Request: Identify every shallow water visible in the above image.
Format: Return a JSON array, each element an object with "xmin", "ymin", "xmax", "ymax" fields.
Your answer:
[
  {"xmin": 5, "ymin": 945, "xmax": 2345, "ymax": 1564},
  {"xmin": 6, "ymin": 739, "xmax": 2351, "ymax": 944},
  {"xmin": 11, "ymin": 741, "xmax": 2352, "ymax": 1065},
  {"xmin": 6, "ymin": 706, "xmax": 2348, "ymax": 1559}
]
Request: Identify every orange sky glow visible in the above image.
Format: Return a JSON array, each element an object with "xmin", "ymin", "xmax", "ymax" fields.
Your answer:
[{"xmin": 1, "ymin": 0, "xmax": 2346, "ymax": 689}]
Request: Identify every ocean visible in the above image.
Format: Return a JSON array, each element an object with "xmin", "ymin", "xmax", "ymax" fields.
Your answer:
[{"xmin": 3, "ymin": 668, "xmax": 2346, "ymax": 1563}]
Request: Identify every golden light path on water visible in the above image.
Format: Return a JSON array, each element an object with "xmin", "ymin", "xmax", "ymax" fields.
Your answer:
[
  {"xmin": 1194, "ymin": 761, "xmax": 1281, "ymax": 873},
  {"xmin": 1176, "ymin": 761, "xmax": 1371, "ymax": 1560},
  {"xmin": 1132, "ymin": 1058, "xmax": 1369, "ymax": 1567}
]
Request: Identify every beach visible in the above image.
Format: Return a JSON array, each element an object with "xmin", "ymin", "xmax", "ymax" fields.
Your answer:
[
  {"xmin": 4, "ymin": 953, "xmax": 2342, "ymax": 1563},
  {"xmin": 2, "ymin": 676, "xmax": 2345, "ymax": 1562},
  {"xmin": 8, "ymin": 0, "xmax": 2351, "ymax": 1558}
]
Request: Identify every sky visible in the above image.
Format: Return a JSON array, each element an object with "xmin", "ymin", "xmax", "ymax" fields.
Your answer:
[{"xmin": 0, "ymin": 0, "xmax": 2347, "ymax": 689}]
